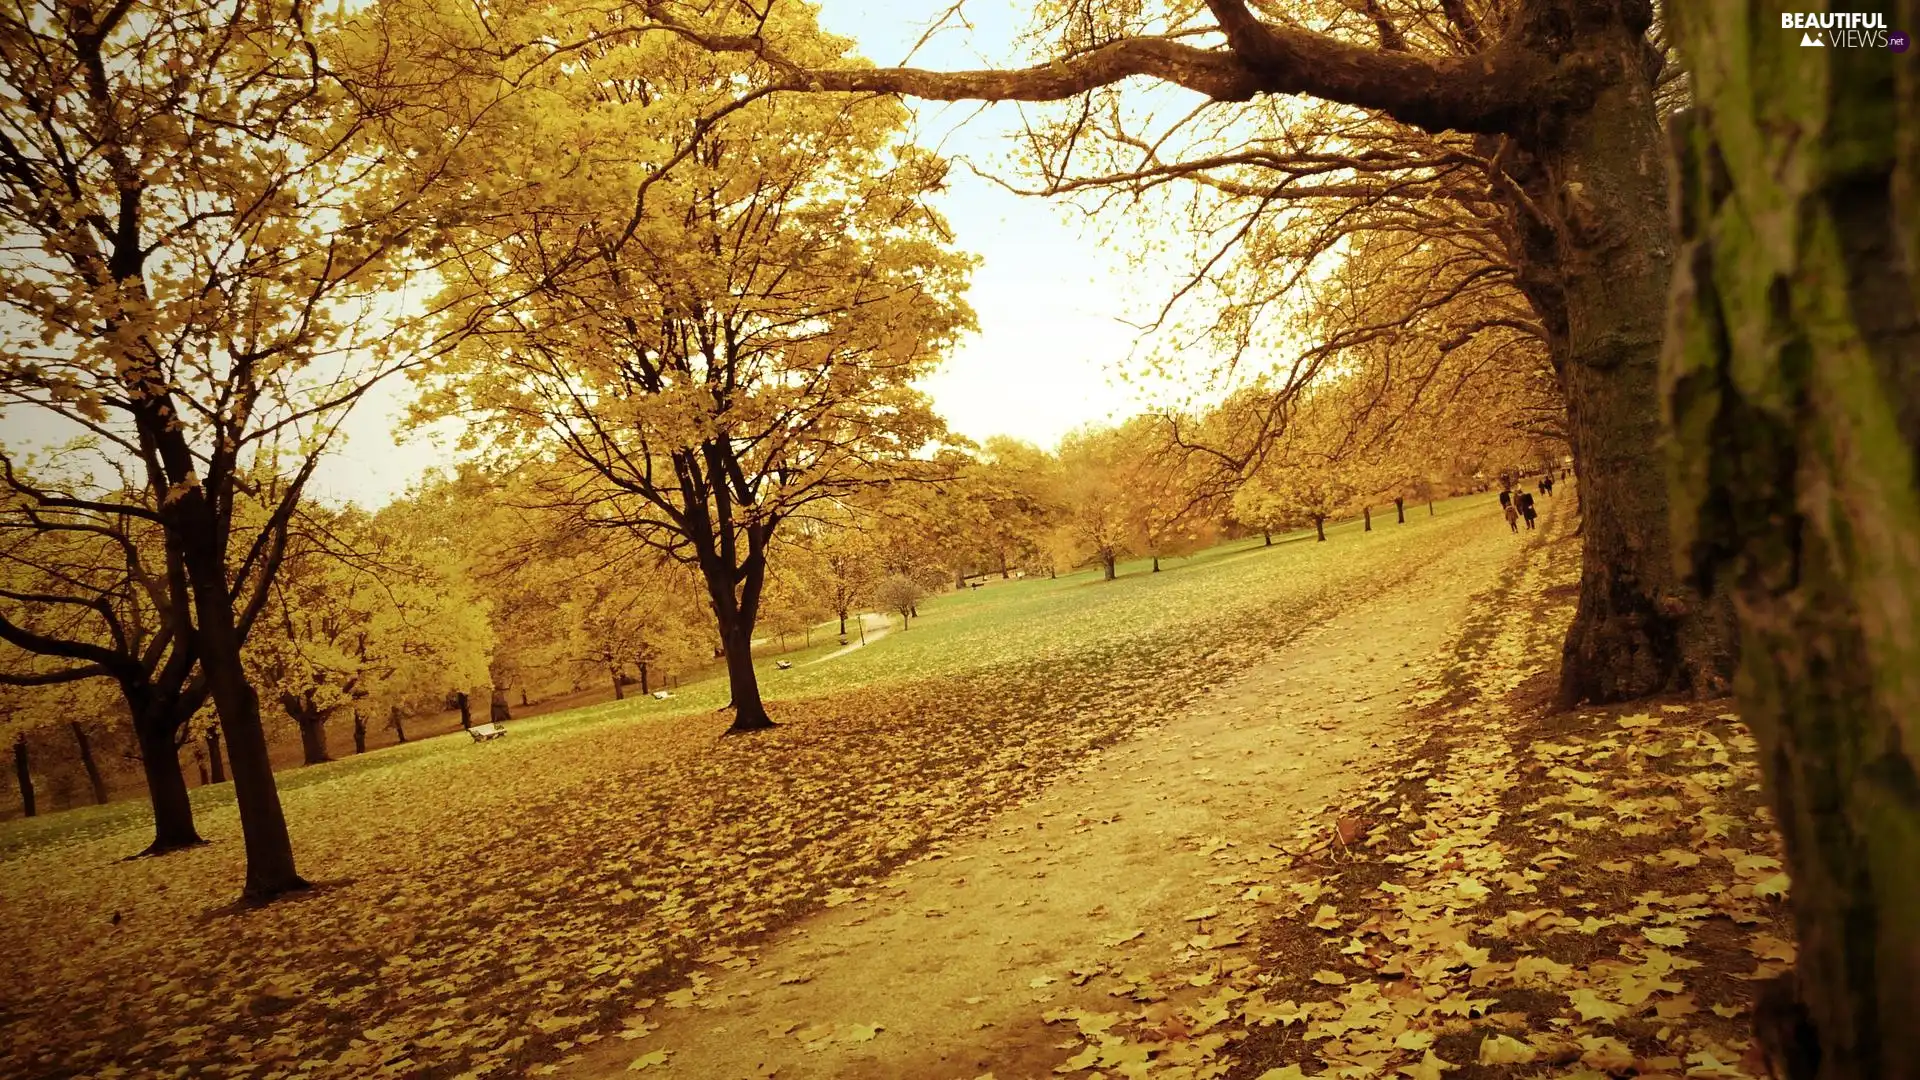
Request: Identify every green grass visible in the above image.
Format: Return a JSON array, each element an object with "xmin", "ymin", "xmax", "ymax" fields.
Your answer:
[{"xmin": 0, "ymin": 491, "xmax": 1495, "ymax": 859}]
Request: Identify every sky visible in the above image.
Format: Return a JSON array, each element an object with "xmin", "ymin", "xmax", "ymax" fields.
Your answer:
[{"xmin": 309, "ymin": 0, "xmax": 1188, "ymax": 506}]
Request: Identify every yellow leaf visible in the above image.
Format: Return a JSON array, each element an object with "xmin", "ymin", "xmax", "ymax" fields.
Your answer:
[
  {"xmin": 1399, "ymin": 1049, "xmax": 1457, "ymax": 1079},
  {"xmin": 626, "ymin": 1049, "xmax": 670, "ymax": 1071},
  {"xmin": 1476, "ymin": 1033, "xmax": 1537, "ymax": 1065}
]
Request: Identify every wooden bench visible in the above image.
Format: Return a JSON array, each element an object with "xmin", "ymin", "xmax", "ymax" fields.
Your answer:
[{"xmin": 467, "ymin": 723, "xmax": 506, "ymax": 742}]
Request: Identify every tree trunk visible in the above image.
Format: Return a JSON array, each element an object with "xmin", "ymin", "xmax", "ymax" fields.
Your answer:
[
  {"xmin": 296, "ymin": 713, "xmax": 330, "ymax": 767},
  {"xmin": 1102, "ymin": 552, "xmax": 1117, "ymax": 580},
  {"xmin": 12, "ymin": 737, "xmax": 33, "ymax": 818},
  {"xmin": 70, "ymin": 721, "xmax": 107, "ymax": 805},
  {"xmin": 610, "ymin": 666, "xmax": 625, "ymax": 701},
  {"xmin": 134, "ymin": 715, "xmax": 202, "ymax": 853},
  {"xmin": 389, "ymin": 706, "xmax": 407, "ymax": 744},
  {"xmin": 1395, "ymin": 497, "xmax": 1405, "ymax": 524},
  {"xmin": 1314, "ymin": 516, "xmax": 1326, "ymax": 543},
  {"xmin": 999, "ymin": 551, "xmax": 1010, "ymax": 578},
  {"xmin": 1484, "ymin": 8, "xmax": 1732, "ymax": 708},
  {"xmin": 838, "ymin": 609, "xmax": 848, "ymax": 636},
  {"xmin": 1429, "ymin": 500, "xmax": 1435, "ymax": 516},
  {"xmin": 1363, "ymin": 506, "xmax": 1372, "ymax": 532},
  {"xmin": 954, "ymin": 568, "xmax": 966, "ymax": 591},
  {"xmin": 206, "ymin": 726, "xmax": 225, "ymax": 784},
  {"xmin": 172, "ymin": 517, "xmax": 304, "ymax": 899},
  {"xmin": 639, "ymin": 660, "xmax": 650, "ymax": 695},
  {"xmin": 1663, "ymin": 18, "xmax": 1920, "ymax": 1076},
  {"xmin": 489, "ymin": 687, "xmax": 511, "ymax": 724},
  {"xmin": 455, "ymin": 691, "xmax": 471, "ymax": 730},
  {"xmin": 352, "ymin": 710, "xmax": 367, "ymax": 755},
  {"xmin": 721, "ymin": 623, "xmax": 773, "ymax": 732},
  {"xmin": 1152, "ymin": 555, "xmax": 1161, "ymax": 572},
  {"xmin": 1263, "ymin": 529, "xmax": 1272, "ymax": 546},
  {"xmin": 520, "ymin": 687, "xmax": 528, "ymax": 707}
]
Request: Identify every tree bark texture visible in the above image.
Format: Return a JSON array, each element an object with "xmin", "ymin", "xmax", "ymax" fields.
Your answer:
[
  {"xmin": 352, "ymin": 710, "xmax": 367, "ymax": 755},
  {"xmin": 489, "ymin": 687, "xmax": 511, "ymax": 724},
  {"xmin": 455, "ymin": 691, "xmax": 472, "ymax": 730},
  {"xmin": 389, "ymin": 706, "xmax": 407, "ymax": 744},
  {"xmin": 1314, "ymin": 515, "xmax": 1327, "ymax": 543},
  {"xmin": 1665, "ymin": 8, "xmax": 1920, "ymax": 1077},
  {"xmin": 1363, "ymin": 505, "xmax": 1372, "ymax": 532},
  {"xmin": 70, "ymin": 721, "xmax": 107, "ymax": 805},
  {"xmin": 1395, "ymin": 497, "xmax": 1406, "ymax": 524}
]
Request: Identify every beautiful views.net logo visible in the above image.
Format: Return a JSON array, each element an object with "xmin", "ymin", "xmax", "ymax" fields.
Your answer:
[{"xmin": 1781, "ymin": 11, "xmax": 1895, "ymax": 47}]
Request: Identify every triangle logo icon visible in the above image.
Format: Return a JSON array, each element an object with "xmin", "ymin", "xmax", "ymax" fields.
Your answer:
[{"xmin": 1801, "ymin": 31, "xmax": 1824, "ymax": 45}]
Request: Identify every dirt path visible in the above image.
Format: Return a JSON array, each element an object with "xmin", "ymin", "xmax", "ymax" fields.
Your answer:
[
  {"xmin": 804, "ymin": 612, "xmax": 894, "ymax": 665},
  {"xmin": 564, "ymin": 512, "xmax": 1527, "ymax": 1080}
]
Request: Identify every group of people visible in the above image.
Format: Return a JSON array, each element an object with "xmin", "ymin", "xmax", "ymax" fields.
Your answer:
[{"xmin": 1500, "ymin": 473, "xmax": 1553, "ymax": 532}]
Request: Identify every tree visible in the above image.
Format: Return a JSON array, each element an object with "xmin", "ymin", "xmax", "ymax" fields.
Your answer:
[
  {"xmin": 653, "ymin": 0, "xmax": 1728, "ymax": 706},
  {"xmin": 792, "ymin": 521, "xmax": 878, "ymax": 639},
  {"xmin": 559, "ymin": 551, "xmax": 710, "ymax": 701},
  {"xmin": 0, "ymin": 0, "xmax": 484, "ymax": 900},
  {"xmin": 0, "ymin": 465, "xmax": 210, "ymax": 851},
  {"xmin": 954, "ymin": 438, "xmax": 1062, "ymax": 579},
  {"xmin": 247, "ymin": 510, "xmax": 493, "ymax": 765},
  {"xmin": 1113, "ymin": 416, "xmax": 1222, "ymax": 572},
  {"xmin": 1053, "ymin": 427, "xmax": 1136, "ymax": 580},
  {"xmin": 875, "ymin": 575, "xmax": 924, "ymax": 631},
  {"xmin": 418, "ymin": 12, "xmax": 972, "ymax": 732},
  {"xmin": 1663, "ymin": 13, "xmax": 1919, "ymax": 1077}
]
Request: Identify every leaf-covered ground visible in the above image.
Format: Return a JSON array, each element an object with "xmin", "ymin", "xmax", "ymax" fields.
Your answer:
[
  {"xmin": 1011, "ymin": 500, "xmax": 1794, "ymax": 1080},
  {"xmin": 0, "ymin": 500, "xmax": 1502, "ymax": 1079}
]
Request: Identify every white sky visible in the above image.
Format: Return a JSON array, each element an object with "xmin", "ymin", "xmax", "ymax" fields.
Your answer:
[{"xmin": 310, "ymin": 0, "xmax": 1197, "ymax": 506}]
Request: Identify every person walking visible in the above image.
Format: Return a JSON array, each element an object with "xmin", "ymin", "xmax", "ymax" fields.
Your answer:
[
  {"xmin": 1499, "ymin": 488, "xmax": 1513, "ymax": 511},
  {"xmin": 1503, "ymin": 498, "xmax": 1520, "ymax": 533},
  {"xmin": 1518, "ymin": 490, "xmax": 1538, "ymax": 530}
]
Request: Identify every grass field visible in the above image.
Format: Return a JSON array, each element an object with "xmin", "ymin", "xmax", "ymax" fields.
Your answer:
[{"xmin": 0, "ymin": 491, "xmax": 1509, "ymax": 1079}]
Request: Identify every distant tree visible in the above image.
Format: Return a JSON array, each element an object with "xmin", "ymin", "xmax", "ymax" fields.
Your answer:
[
  {"xmin": 1053, "ymin": 428, "xmax": 1136, "ymax": 580},
  {"xmin": 875, "ymin": 576, "xmax": 925, "ymax": 631},
  {"xmin": 415, "ymin": 10, "xmax": 972, "ymax": 733}
]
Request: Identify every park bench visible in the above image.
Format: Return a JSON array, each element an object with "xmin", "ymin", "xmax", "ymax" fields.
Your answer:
[
  {"xmin": 467, "ymin": 722, "xmax": 506, "ymax": 743},
  {"xmin": 775, "ymin": 660, "xmax": 793, "ymax": 670},
  {"xmin": 651, "ymin": 690, "xmax": 672, "ymax": 700}
]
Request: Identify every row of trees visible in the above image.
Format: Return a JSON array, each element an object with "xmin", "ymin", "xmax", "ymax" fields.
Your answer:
[
  {"xmin": 8, "ymin": 4, "xmax": 1906, "ymax": 1071},
  {"xmin": 628, "ymin": 0, "xmax": 1916, "ymax": 1073}
]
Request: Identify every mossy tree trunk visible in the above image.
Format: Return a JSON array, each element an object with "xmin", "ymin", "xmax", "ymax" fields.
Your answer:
[{"xmin": 1665, "ymin": 8, "xmax": 1920, "ymax": 1077}]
